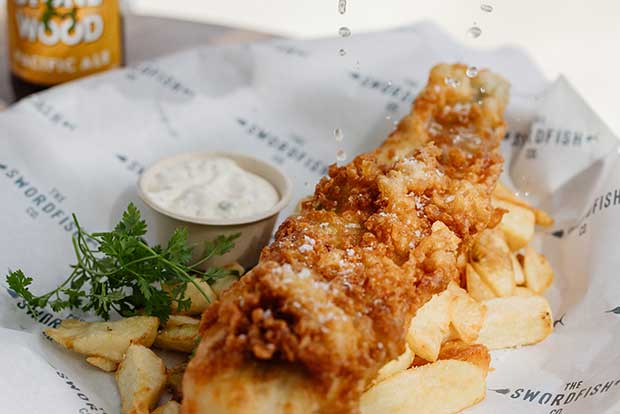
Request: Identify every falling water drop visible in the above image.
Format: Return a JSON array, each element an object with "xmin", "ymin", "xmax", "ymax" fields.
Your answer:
[
  {"xmin": 336, "ymin": 149, "xmax": 347, "ymax": 162},
  {"xmin": 466, "ymin": 66, "xmax": 479, "ymax": 78},
  {"xmin": 444, "ymin": 77, "xmax": 460, "ymax": 88},
  {"xmin": 339, "ymin": 26, "xmax": 351, "ymax": 37},
  {"xmin": 338, "ymin": 0, "xmax": 347, "ymax": 14},
  {"xmin": 480, "ymin": 4, "xmax": 493, "ymax": 12},
  {"xmin": 467, "ymin": 26, "xmax": 482, "ymax": 39},
  {"xmin": 339, "ymin": 48, "xmax": 346, "ymax": 56},
  {"xmin": 334, "ymin": 128, "xmax": 344, "ymax": 143}
]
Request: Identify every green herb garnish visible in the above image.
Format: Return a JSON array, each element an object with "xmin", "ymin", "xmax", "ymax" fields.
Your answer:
[{"xmin": 6, "ymin": 203, "xmax": 239, "ymax": 323}]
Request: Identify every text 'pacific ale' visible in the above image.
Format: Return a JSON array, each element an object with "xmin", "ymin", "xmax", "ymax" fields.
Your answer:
[{"xmin": 6, "ymin": 0, "xmax": 123, "ymax": 99}]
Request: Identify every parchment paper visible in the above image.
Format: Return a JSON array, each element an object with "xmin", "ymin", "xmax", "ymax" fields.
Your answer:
[{"xmin": 1, "ymin": 22, "xmax": 619, "ymax": 414}]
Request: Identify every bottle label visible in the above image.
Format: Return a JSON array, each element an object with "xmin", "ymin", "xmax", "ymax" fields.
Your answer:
[{"xmin": 7, "ymin": 0, "xmax": 121, "ymax": 86}]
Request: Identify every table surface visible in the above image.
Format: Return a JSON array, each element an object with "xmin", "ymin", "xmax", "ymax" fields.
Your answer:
[{"xmin": 0, "ymin": 12, "xmax": 271, "ymax": 104}]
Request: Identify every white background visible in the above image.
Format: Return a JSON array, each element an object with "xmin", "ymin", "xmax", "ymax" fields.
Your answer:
[
  {"xmin": 125, "ymin": 0, "xmax": 620, "ymax": 136},
  {"xmin": 1, "ymin": 0, "xmax": 619, "ymax": 134}
]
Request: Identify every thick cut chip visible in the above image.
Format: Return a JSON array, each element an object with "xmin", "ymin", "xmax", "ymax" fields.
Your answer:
[
  {"xmin": 45, "ymin": 316, "xmax": 159, "ymax": 363},
  {"xmin": 169, "ymin": 278, "xmax": 217, "ymax": 316},
  {"xmin": 511, "ymin": 254, "xmax": 525, "ymax": 285},
  {"xmin": 465, "ymin": 264, "xmax": 496, "ymax": 302},
  {"xmin": 447, "ymin": 283, "xmax": 486, "ymax": 344},
  {"xmin": 493, "ymin": 198, "xmax": 535, "ymax": 251},
  {"xmin": 522, "ymin": 246, "xmax": 554, "ymax": 294},
  {"xmin": 211, "ymin": 276, "xmax": 240, "ymax": 298},
  {"xmin": 152, "ymin": 401, "xmax": 180, "ymax": 414},
  {"xmin": 406, "ymin": 290, "xmax": 452, "ymax": 362},
  {"xmin": 223, "ymin": 262, "xmax": 245, "ymax": 275},
  {"xmin": 167, "ymin": 363, "xmax": 186, "ymax": 401},
  {"xmin": 412, "ymin": 341, "xmax": 490, "ymax": 375},
  {"xmin": 360, "ymin": 360, "xmax": 486, "ymax": 414},
  {"xmin": 493, "ymin": 182, "xmax": 554, "ymax": 227},
  {"xmin": 477, "ymin": 296, "xmax": 553, "ymax": 350},
  {"xmin": 211, "ymin": 262, "xmax": 244, "ymax": 297},
  {"xmin": 437, "ymin": 340, "xmax": 490, "ymax": 375},
  {"xmin": 470, "ymin": 228, "xmax": 515, "ymax": 297},
  {"xmin": 116, "ymin": 344, "xmax": 167, "ymax": 414},
  {"xmin": 162, "ymin": 315, "xmax": 199, "ymax": 327},
  {"xmin": 373, "ymin": 344, "xmax": 415, "ymax": 385},
  {"xmin": 86, "ymin": 356, "xmax": 118, "ymax": 372},
  {"xmin": 154, "ymin": 315, "xmax": 200, "ymax": 353},
  {"xmin": 513, "ymin": 286, "xmax": 535, "ymax": 297}
]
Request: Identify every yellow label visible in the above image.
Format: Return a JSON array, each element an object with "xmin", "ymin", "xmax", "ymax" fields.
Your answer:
[{"xmin": 7, "ymin": 0, "xmax": 122, "ymax": 85}]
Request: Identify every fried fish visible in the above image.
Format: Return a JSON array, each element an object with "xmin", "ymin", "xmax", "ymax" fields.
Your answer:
[{"xmin": 182, "ymin": 63, "xmax": 509, "ymax": 414}]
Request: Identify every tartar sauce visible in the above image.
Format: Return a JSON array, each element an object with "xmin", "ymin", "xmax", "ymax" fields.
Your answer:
[{"xmin": 145, "ymin": 156, "xmax": 279, "ymax": 221}]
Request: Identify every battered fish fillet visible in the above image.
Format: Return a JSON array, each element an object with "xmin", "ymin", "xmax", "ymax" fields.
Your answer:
[{"xmin": 182, "ymin": 63, "xmax": 509, "ymax": 414}]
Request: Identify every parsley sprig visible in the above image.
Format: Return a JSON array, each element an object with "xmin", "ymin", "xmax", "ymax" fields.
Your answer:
[{"xmin": 6, "ymin": 203, "xmax": 239, "ymax": 323}]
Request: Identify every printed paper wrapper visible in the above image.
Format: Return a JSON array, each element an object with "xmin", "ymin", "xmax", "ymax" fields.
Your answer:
[{"xmin": 1, "ymin": 22, "xmax": 619, "ymax": 414}]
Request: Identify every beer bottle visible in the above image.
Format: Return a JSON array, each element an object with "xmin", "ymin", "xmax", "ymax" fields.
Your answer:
[{"xmin": 6, "ymin": 0, "xmax": 123, "ymax": 100}]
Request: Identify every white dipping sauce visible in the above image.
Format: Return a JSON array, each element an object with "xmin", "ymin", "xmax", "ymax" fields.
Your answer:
[{"xmin": 145, "ymin": 157, "xmax": 279, "ymax": 221}]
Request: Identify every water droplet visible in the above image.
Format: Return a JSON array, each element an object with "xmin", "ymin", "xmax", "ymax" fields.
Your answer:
[
  {"xmin": 480, "ymin": 4, "xmax": 493, "ymax": 12},
  {"xmin": 444, "ymin": 77, "xmax": 460, "ymax": 88},
  {"xmin": 336, "ymin": 149, "xmax": 347, "ymax": 162},
  {"xmin": 339, "ymin": 48, "xmax": 346, "ymax": 56},
  {"xmin": 467, "ymin": 26, "xmax": 482, "ymax": 39},
  {"xmin": 479, "ymin": 87, "xmax": 486, "ymax": 94},
  {"xmin": 466, "ymin": 66, "xmax": 479, "ymax": 78},
  {"xmin": 338, "ymin": 0, "xmax": 347, "ymax": 14},
  {"xmin": 339, "ymin": 27, "xmax": 351, "ymax": 37},
  {"xmin": 334, "ymin": 128, "xmax": 344, "ymax": 143},
  {"xmin": 386, "ymin": 115, "xmax": 392, "ymax": 121}
]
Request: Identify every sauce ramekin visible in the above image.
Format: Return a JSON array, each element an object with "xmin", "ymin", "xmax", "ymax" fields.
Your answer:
[{"xmin": 138, "ymin": 152, "xmax": 292, "ymax": 269}]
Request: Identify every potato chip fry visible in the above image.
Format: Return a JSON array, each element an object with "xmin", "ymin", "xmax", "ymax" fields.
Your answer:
[
  {"xmin": 116, "ymin": 344, "xmax": 166, "ymax": 414},
  {"xmin": 168, "ymin": 278, "xmax": 217, "ymax": 316},
  {"xmin": 437, "ymin": 340, "xmax": 490, "ymax": 375},
  {"xmin": 154, "ymin": 315, "xmax": 200, "ymax": 353},
  {"xmin": 513, "ymin": 286, "xmax": 535, "ymax": 297},
  {"xmin": 211, "ymin": 262, "xmax": 245, "ymax": 297},
  {"xmin": 373, "ymin": 344, "xmax": 414, "ymax": 385},
  {"xmin": 360, "ymin": 360, "xmax": 486, "ymax": 414},
  {"xmin": 447, "ymin": 283, "xmax": 486, "ymax": 344},
  {"xmin": 406, "ymin": 290, "xmax": 452, "ymax": 362},
  {"xmin": 465, "ymin": 264, "xmax": 496, "ymax": 302},
  {"xmin": 523, "ymin": 246, "xmax": 554, "ymax": 294},
  {"xmin": 167, "ymin": 363, "xmax": 186, "ymax": 401},
  {"xmin": 211, "ymin": 275, "xmax": 240, "ymax": 298},
  {"xmin": 86, "ymin": 356, "xmax": 118, "ymax": 372},
  {"xmin": 152, "ymin": 401, "xmax": 181, "ymax": 414},
  {"xmin": 45, "ymin": 316, "xmax": 159, "ymax": 363},
  {"xmin": 493, "ymin": 198, "xmax": 535, "ymax": 251},
  {"xmin": 470, "ymin": 229, "xmax": 515, "ymax": 297},
  {"xmin": 477, "ymin": 296, "xmax": 553, "ymax": 350},
  {"xmin": 493, "ymin": 182, "xmax": 554, "ymax": 227},
  {"xmin": 412, "ymin": 340, "xmax": 490, "ymax": 374},
  {"xmin": 511, "ymin": 254, "xmax": 525, "ymax": 285}
]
